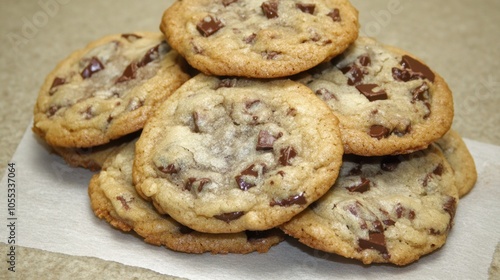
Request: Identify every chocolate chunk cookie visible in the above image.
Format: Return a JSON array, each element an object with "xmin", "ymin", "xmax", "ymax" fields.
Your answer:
[
  {"xmin": 89, "ymin": 140, "xmax": 284, "ymax": 253},
  {"xmin": 160, "ymin": 0, "xmax": 359, "ymax": 78},
  {"xmin": 133, "ymin": 74, "xmax": 344, "ymax": 233},
  {"xmin": 281, "ymin": 144, "xmax": 459, "ymax": 265},
  {"xmin": 297, "ymin": 37, "xmax": 454, "ymax": 156},
  {"xmin": 435, "ymin": 129, "xmax": 477, "ymax": 197},
  {"xmin": 33, "ymin": 32, "xmax": 190, "ymax": 148}
]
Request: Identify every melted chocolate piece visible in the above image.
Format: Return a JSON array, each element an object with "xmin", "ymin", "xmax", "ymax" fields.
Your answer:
[
  {"xmin": 380, "ymin": 156, "xmax": 401, "ymax": 171},
  {"xmin": 369, "ymin": 125, "xmax": 390, "ymax": 139},
  {"xmin": 197, "ymin": 15, "xmax": 225, "ymax": 37},
  {"xmin": 49, "ymin": 77, "xmax": 66, "ymax": 94},
  {"xmin": 256, "ymin": 130, "xmax": 281, "ymax": 150},
  {"xmin": 214, "ymin": 211, "xmax": 245, "ymax": 223},
  {"xmin": 355, "ymin": 84, "xmax": 388, "ymax": 101},
  {"xmin": 217, "ymin": 78, "xmax": 237, "ymax": 88},
  {"xmin": 433, "ymin": 163, "xmax": 444, "ymax": 176},
  {"xmin": 235, "ymin": 164, "xmax": 259, "ymax": 191},
  {"xmin": 279, "ymin": 146, "xmax": 296, "ymax": 166},
  {"xmin": 116, "ymin": 62, "xmax": 138, "ymax": 83},
  {"xmin": 121, "ymin": 33, "xmax": 142, "ymax": 41},
  {"xmin": 400, "ymin": 55, "xmax": 435, "ymax": 82},
  {"xmin": 359, "ymin": 231, "xmax": 388, "ymax": 255},
  {"xmin": 137, "ymin": 44, "xmax": 161, "ymax": 67},
  {"xmin": 358, "ymin": 55, "xmax": 371, "ymax": 67},
  {"xmin": 392, "ymin": 124, "xmax": 412, "ymax": 137},
  {"xmin": 263, "ymin": 51, "xmax": 280, "ymax": 60},
  {"xmin": 261, "ymin": 1, "xmax": 279, "ymax": 19},
  {"xmin": 81, "ymin": 57, "xmax": 105, "ymax": 79},
  {"xmin": 347, "ymin": 178, "xmax": 371, "ymax": 193},
  {"xmin": 296, "ymin": 3, "xmax": 315, "ymax": 14},
  {"xmin": 270, "ymin": 193, "xmax": 307, "ymax": 207},
  {"xmin": 327, "ymin": 8, "xmax": 341, "ymax": 22},
  {"xmin": 158, "ymin": 164, "xmax": 179, "ymax": 174},
  {"xmin": 244, "ymin": 33, "xmax": 257, "ymax": 44}
]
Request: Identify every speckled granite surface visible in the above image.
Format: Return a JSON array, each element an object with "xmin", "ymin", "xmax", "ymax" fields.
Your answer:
[{"xmin": 0, "ymin": 0, "xmax": 499, "ymax": 279}]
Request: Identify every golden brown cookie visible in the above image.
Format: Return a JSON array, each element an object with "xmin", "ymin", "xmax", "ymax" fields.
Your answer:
[
  {"xmin": 133, "ymin": 74, "xmax": 344, "ymax": 233},
  {"xmin": 89, "ymin": 140, "xmax": 284, "ymax": 254}
]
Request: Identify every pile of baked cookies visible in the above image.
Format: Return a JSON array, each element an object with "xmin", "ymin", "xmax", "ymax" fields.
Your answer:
[{"xmin": 32, "ymin": 0, "xmax": 477, "ymax": 266}]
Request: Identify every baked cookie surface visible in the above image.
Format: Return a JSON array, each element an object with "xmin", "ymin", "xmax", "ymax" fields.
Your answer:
[
  {"xmin": 133, "ymin": 74, "xmax": 344, "ymax": 233},
  {"xmin": 33, "ymin": 32, "xmax": 190, "ymax": 148},
  {"xmin": 435, "ymin": 129, "xmax": 477, "ymax": 197},
  {"xmin": 298, "ymin": 37, "xmax": 454, "ymax": 156},
  {"xmin": 281, "ymin": 144, "xmax": 459, "ymax": 265},
  {"xmin": 160, "ymin": 0, "xmax": 359, "ymax": 78},
  {"xmin": 89, "ymin": 140, "xmax": 284, "ymax": 254}
]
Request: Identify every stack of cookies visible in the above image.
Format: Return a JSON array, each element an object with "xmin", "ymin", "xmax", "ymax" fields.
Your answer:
[{"xmin": 32, "ymin": 0, "xmax": 477, "ymax": 266}]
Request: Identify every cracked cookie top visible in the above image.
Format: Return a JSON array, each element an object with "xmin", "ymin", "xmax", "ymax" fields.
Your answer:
[
  {"xmin": 160, "ymin": 0, "xmax": 359, "ymax": 78},
  {"xmin": 133, "ymin": 74, "xmax": 344, "ymax": 233}
]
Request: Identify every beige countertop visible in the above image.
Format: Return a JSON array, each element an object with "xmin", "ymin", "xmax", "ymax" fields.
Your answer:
[{"xmin": 1, "ymin": 0, "xmax": 499, "ymax": 279}]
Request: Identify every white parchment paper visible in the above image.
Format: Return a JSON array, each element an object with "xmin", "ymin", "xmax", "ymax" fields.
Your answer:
[{"xmin": 1, "ymin": 127, "xmax": 499, "ymax": 280}]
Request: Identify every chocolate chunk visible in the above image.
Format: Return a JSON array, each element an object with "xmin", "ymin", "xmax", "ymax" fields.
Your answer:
[
  {"xmin": 158, "ymin": 164, "xmax": 179, "ymax": 174},
  {"xmin": 315, "ymin": 88, "xmax": 337, "ymax": 101},
  {"xmin": 46, "ymin": 105, "xmax": 60, "ymax": 117},
  {"xmin": 443, "ymin": 196, "xmax": 457, "ymax": 220},
  {"xmin": 116, "ymin": 62, "xmax": 138, "ymax": 83},
  {"xmin": 279, "ymin": 146, "xmax": 296, "ymax": 166},
  {"xmin": 83, "ymin": 106, "xmax": 94, "ymax": 120},
  {"xmin": 192, "ymin": 112, "xmax": 201, "ymax": 133},
  {"xmin": 121, "ymin": 33, "xmax": 142, "ymax": 41},
  {"xmin": 392, "ymin": 124, "xmax": 412, "ymax": 137},
  {"xmin": 347, "ymin": 178, "xmax": 371, "ymax": 193},
  {"xmin": 369, "ymin": 125, "xmax": 390, "ymax": 139},
  {"xmin": 355, "ymin": 84, "xmax": 388, "ymax": 101},
  {"xmin": 358, "ymin": 55, "xmax": 371, "ymax": 67},
  {"xmin": 116, "ymin": 195, "xmax": 133, "ymax": 210},
  {"xmin": 246, "ymin": 230, "xmax": 272, "ymax": 241},
  {"xmin": 235, "ymin": 164, "xmax": 259, "ymax": 191},
  {"xmin": 263, "ymin": 50, "xmax": 280, "ymax": 60},
  {"xmin": 296, "ymin": 3, "xmax": 315, "ymax": 14},
  {"xmin": 217, "ymin": 78, "xmax": 238, "ymax": 89},
  {"xmin": 179, "ymin": 225, "xmax": 194, "ymax": 234},
  {"xmin": 222, "ymin": 0, "xmax": 238, "ymax": 6},
  {"xmin": 81, "ymin": 57, "xmax": 105, "ymax": 79},
  {"xmin": 197, "ymin": 15, "xmax": 225, "ymax": 37},
  {"xmin": 348, "ymin": 164, "xmax": 362, "ymax": 176},
  {"xmin": 49, "ymin": 77, "xmax": 66, "ymax": 94},
  {"xmin": 400, "ymin": 55, "xmax": 435, "ymax": 82},
  {"xmin": 213, "ymin": 211, "xmax": 245, "ymax": 223},
  {"xmin": 327, "ymin": 8, "xmax": 341, "ymax": 22},
  {"xmin": 380, "ymin": 156, "xmax": 401, "ymax": 171},
  {"xmin": 137, "ymin": 44, "xmax": 160, "ymax": 67},
  {"xmin": 270, "ymin": 193, "xmax": 307, "ymax": 207},
  {"xmin": 391, "ymin": 67, "xmax": 413, "ymax": 82},
  {"xmin": 433, "ymin": 163, "xmax": 444, "ymax": 176},
  {"xmin": 261, "ymin": 1, "xmax": 279, "ymax": 19},
  {"xmin": 185, "ymin": 178, "xmax": 210, "ymax": 192},
  {"xmin": 411, "ymin": 83, "xmax": 430, "ymax": 103},
  {"xmin": 256, "ymin": 130, "xmax": 281, "ymax": 150},
  {"xmin": 359, "ymin": 232, "xmax": 388, "ymax": 255}
]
